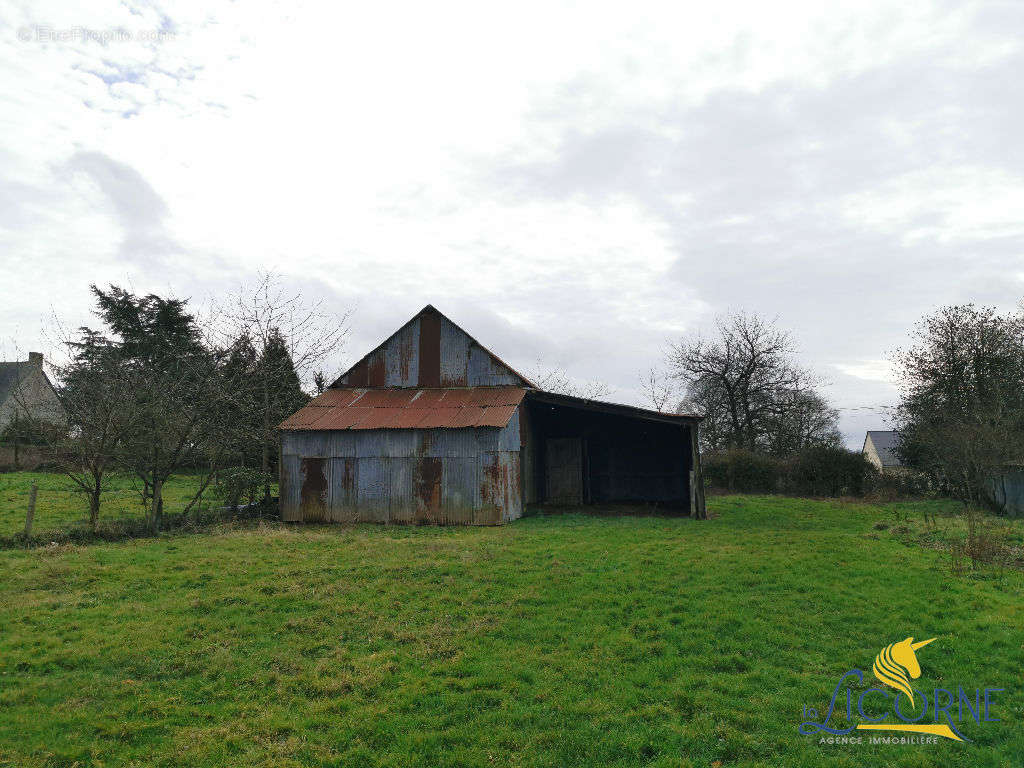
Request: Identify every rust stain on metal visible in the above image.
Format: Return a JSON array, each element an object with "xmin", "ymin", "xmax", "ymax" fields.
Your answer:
[
  {"xmin": 418, "ymin": 311, "xmax": 441, "ymax": 387},
  {"xmin": 300, "ymin": 457, "xmax": 328, "ymax": 521},
  {"xmin": 398, "ymin": 332, "xmax": 413, "ymax": 382},
  {"xmin": 346, "ymin": 360, "xmax": 368, "ymax": 387},
  {"xmin": 413, "ymin": 457, "xmax": 442, "ymax": 523},
  {"xmin": 367, "ymin": 350, "xmax": 386, "ymax": 387},
  {"xmin": 281, "ymin": 387, "xmax": 526, "ymax": 431}
]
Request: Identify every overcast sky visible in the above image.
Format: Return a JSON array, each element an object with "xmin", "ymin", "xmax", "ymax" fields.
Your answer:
[{"xmin": 2, "ymin": 0, "xmax": 1023, "ymax": 446}]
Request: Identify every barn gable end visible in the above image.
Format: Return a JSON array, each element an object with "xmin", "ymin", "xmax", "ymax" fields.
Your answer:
[{"xmin": 332, "ymin": 305, "xmax": 533, "ymax": 389}]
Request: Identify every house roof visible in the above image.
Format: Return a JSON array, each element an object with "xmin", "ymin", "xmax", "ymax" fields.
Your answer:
[
  {"xmin": 0, "ymin": 361, "xmax": 35, "ymax": 404},
  {"xmin": 280, "ymin": 386, "xmax": 527, "ymax": 431},
  {"xmin": 865, "ymin": 430, "xmax": 902, "ymax": 467}
]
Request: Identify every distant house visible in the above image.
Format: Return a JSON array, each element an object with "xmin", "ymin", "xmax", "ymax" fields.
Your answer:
[
  {"xmin": 0, "ymin": 353, "xmax": 65, "ymax": 434},
  {"xmin": 862, "ymin": 430, "xmax": 902, "ymax": 473}
]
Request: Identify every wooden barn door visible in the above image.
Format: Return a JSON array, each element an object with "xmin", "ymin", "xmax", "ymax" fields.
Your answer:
[{"xmin": 545, "ymin": 438, "xmax": 583, "ymax": 504}]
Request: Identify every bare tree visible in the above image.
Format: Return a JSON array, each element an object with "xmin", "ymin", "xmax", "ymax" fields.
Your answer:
[
  {"xmin": 220, "ymin": 272, "xmax": 349, "ymax": 498},
  {"xmin": 528, "ymin": 360, "xmax": 614, "ymax": 400},
  {"xmin": 638, "ymin": 367, "xmax": 680, "ymax": 412},
  {"xmin": 12, "ymin": 325, "xmax": 142, "ymax": 531},
  {"xmin": 667, "ymin": 311, "xmax": 839, "ymax": 454}
]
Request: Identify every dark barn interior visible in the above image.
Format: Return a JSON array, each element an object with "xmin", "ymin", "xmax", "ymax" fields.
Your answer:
[{"xmin": 522, "ymin": 391, "xmax": 699, "ymax": 511}]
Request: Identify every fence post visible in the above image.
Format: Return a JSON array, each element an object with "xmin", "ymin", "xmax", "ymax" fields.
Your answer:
[
  {"xmin": 152, "ymin": 479, "xmax": 163, "ymax": 533},
  {"xmin": 24, "ymin": 482, "xmax": 38, "ymax": 538}
]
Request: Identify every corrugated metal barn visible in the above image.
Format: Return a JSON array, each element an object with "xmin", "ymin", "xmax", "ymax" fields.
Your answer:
[{"xmin": 279, "ymin": 305, "xmax": 705, "ymax": 524}]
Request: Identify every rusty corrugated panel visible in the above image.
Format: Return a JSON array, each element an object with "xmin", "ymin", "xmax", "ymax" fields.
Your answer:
[
  {"xmin": 413, "ymin": 456, "xmax": 443, "ymax": 522},
  {"xmin": 311, "ymin": 405, "xmax": 373, "ymax": 430},
  {"xmin": 344, "ymin": 359, "xmax": 368, "ymax": 387},
  {"xmin": 311, "ymin": 389, "xmax": 365, "ymax": 407},
  {"xmin": 300, "ymin": 457, "xmax": 329, "ymax": 521},
  {"xmin": 467, "ymin": 387, "xmax": 521, "ymax": 407},
  {"xmin": 477, "ymin": 451, "xmax": 503, "ymax": 524},
  {"xmin": 407, "ymin": 389, "xmax": 448, "ymax": 407},
  {"xmin": 415, "ymin": 408, "xmax": 462, "ymax": 429},
  {"xmin": 356, "ymin": 407, "xmax": 408, "ymax": 430},
  {"xmin": 418, "ymin": 310, "xmax": 441, "ymax": 387},
  {"xmin": 479, "ymin": 405, "xmax": 517, "ymax": 427},
  {"xmin": 355, "ymin": 389, "xmax": 409, "ymax": 407},
  {"xmin": 366, "ymin": 349, "xmax": 387, "ymax": 387},
  {"xmin": 280, "ymin": 387, "xmax": 527, "ymax": 431}
]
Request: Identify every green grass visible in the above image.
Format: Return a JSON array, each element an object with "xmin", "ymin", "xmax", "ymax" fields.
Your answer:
[
  {"xmin": 0, "ymin": 496, "xmax": 1021, "ymax": 767},
  {"xmin": 0, "ymin": 472, "xmax": 226, "ymax": 538}
]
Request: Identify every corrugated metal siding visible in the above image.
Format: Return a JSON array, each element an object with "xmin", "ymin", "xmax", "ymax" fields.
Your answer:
[
  {"xmin": 332, "ymin": 307, "xmax": 530, "ymax": 388},
  {"xmin": 357, "ymin": 457, "xmax": 390, "ymax": 522},
  {"xmin": 281, "ymin": 427, "xmax": 521, "ymax": 525},
  {"xmin": 280, "ymin": 454, "xmax": 302, "ymax": 521},
  {"xmin": 440, "ymin": 316, "xmax": 469, "ymax": 386},
  {"xmin": 329, "ymin": 457, "xmax": 357, "ymax": 521},
  {"xmin": 385, "ymin": 318, "xmax": 419, "ymax": 387}
]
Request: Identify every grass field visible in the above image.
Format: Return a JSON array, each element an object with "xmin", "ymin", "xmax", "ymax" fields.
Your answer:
[
  {"xmin": 0, "ymin": 471, "xmax": 248, "ymax": 538},
  {"xmin": 0, "ymin": 492, "xmax": 1021, "ymax": 767}
]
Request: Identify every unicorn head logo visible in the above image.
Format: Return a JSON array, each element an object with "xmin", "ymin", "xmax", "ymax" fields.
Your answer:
[{"xmin": 872, "ymin": 636, "xmax": 936, "ymax": 706}]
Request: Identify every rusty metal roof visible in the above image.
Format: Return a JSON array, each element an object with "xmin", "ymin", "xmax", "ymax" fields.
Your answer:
[{"xmin": 280, "ymin": 387, "xmax": 527, "ymax": 431}]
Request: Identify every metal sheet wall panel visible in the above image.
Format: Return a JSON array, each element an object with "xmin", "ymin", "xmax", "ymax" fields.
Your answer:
[
  {"xmin": 281, "ymin": 432, "xmax": 301, "ymax": 456},
  {"xmin": 422, "ymin": 429, "xmax": 478, "ymax": 458},
  {"xmin": 280, "ymin": 453, "xmax": 302, "ymax": 521},
  {"xmin": 327, "ymin": 431, "xmax": 356, "ymax": 458},
  {"xmin": 413, "ymin": 456, "xmax": 443, "ymax": 522},
  {"xmin": 468, "ymin": 345, "xmax": 522, "ymax": 386},
  {"xmin": 475, "ymin": 427, "xmax": 499, "ymax": 452},
  {"xmin": 389, "ymin": 458, "xmax": 415, "ymax": 522},
  {"xmin": 497, "ymin": 410, "xmax": 520, "ymax": 451},
  {"xmin": 477, "ymin": 452, "xmax": 503, "ymax": 524},
  {"xmin": 384, "ymin": 318, "xmax": 420, "ymax": 387},
  {"xmin": 501, "ymin": 451, "xmax": 523, "ymax": 522},
  {"xmin": 357, "ymin": 457, "xmax": 390, "ymax": 522},
  {"xmin": 439, "ymin": 316, "xmax": 469, "ymax": 386},
  {"xmin": 385, "ymin": 430, "xmax": 417, "ymax": 458},
  {"xmin": 418, "ymin": 311, "xmax": 442, "ymax": 387},
  {"xmin": 355, "ymin": 431, "xmax": 388, "ymax": 458},
  {"xmin": 442, "ymin": 457, "xmax": 478, "ymax": 524},
  {"xmin": 291, "ymin": 431, "xmax": 332, "ymax": 458},
  {"xmin": 299, "ymin": 457, "xmax": 330, "ymax": 522},
  {"xmin": 328, "ymin": 457, "xmax": 358, "ymax": 522}
]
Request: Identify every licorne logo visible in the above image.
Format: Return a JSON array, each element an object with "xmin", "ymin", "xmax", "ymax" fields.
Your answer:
[{"xmin": 799, "ymin": 636, "xmax": 1003, "ymax": 743}]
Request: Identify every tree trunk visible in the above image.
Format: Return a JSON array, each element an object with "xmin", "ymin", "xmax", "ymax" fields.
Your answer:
[
  {"xmin": 89, "ymin": 477, "xmax": 101, "ymax": 532},
  {"xmin": 151, "ymin": 479, "xmax": 163, "ymax": 533}
]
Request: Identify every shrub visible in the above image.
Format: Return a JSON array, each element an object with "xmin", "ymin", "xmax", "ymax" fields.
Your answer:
[
  {"xmin": 214, "ymin": 467, "xmax": 275, "ymax": 511},
  {"xmin": 788, "ymin": 446, "xmax": 877, "ymax": 497},
  {"xmin": 703, "ymin": 446, "xmax": 880, "ymax": 497},
  {"xmin": 703, "ymin": 450, "xmax": 784, "ymax": 494}
]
